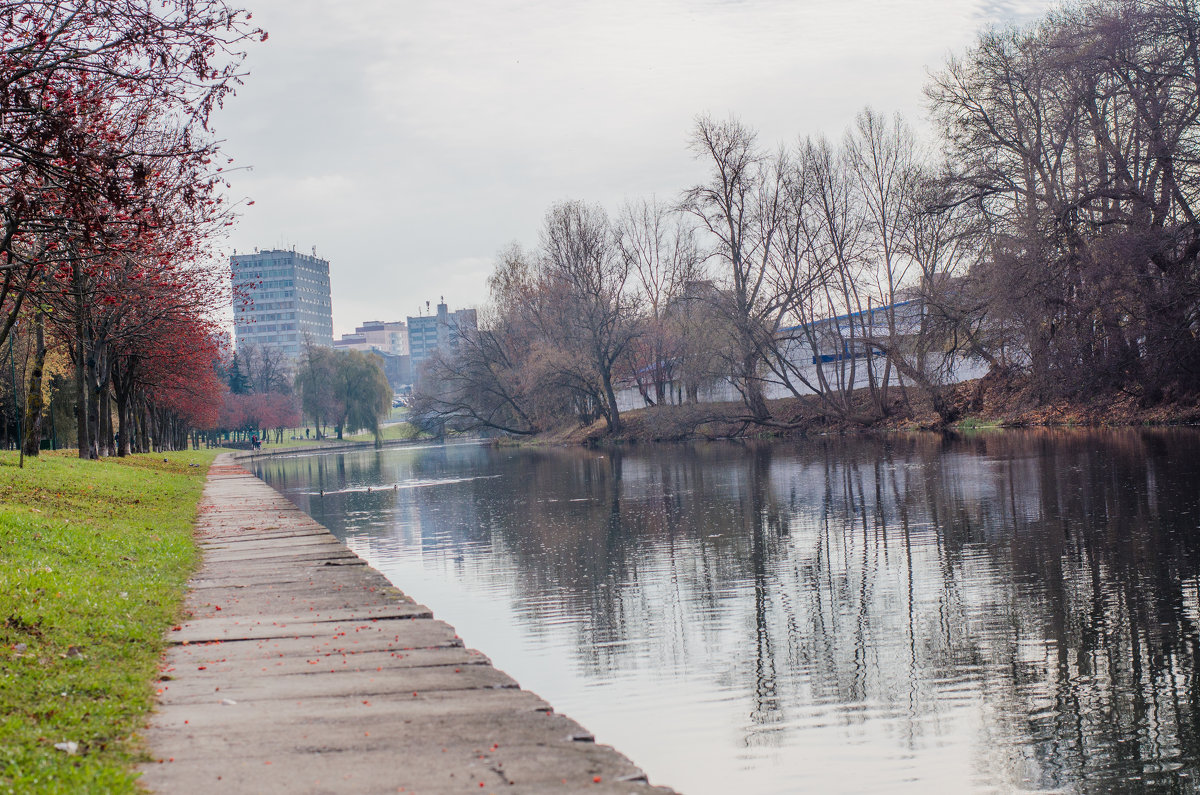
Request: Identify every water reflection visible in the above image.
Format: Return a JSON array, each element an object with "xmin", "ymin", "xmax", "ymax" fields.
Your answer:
[{"xmin": 253, "ymin": 430, "xmax": 1200, "ymax": 794}]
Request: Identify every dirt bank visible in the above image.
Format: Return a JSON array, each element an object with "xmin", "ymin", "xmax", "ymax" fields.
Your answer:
[{"xmin": 541, "ymin": 373, "xmax": 1200, "ymax": 445}]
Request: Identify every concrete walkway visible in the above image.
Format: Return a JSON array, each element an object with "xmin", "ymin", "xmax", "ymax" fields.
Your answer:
[{"xmin": 139, "ymin": 455, "xmax": 675, "ymax": 794}]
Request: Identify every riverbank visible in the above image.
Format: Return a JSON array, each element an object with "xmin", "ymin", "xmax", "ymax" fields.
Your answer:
[
  {"xmin": 253, "ymin": 418, "xmax": 422, "ymax": 453},
  {"xmin": 544, "ymin": 373, "xmax": 1200, "ymax": 444},
  {"xmin": 0, "ymin": 449, "xmax": 216, "ymax": 793},
  {"xmin": 139, "ymin": 455, "xmax": 674, "ymax": 793},
  {"xmin": 245, "ymin": 434, "xmax": 440, "ymax": 459}
]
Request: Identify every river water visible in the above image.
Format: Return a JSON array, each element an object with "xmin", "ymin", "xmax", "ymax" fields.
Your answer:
[{"xmin": 251, "ymin": 430, "xmax": 1200, "ymax": 794}]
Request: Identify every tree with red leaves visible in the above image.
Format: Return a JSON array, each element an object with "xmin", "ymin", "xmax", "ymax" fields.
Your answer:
[
  {"xmin": 134, "ymin": 316, "xmax": 225, "ymax": 451},
  {"xmin": 0, "ymin": 1, "xmax": 263, "ymax": 455},
  {"xmin": 0, "ymin": 0, "xmax": 262, "ymax": 339}
]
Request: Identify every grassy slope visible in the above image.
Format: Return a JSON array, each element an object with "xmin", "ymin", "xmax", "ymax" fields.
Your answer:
[
  {"xmin": 261, "ymin": 419, "xmax": 421, "ymax": 450},
  {"xmin": 546, "ymin": 373, "xmax": 1200, "ymax": 445},
  {"xmin": 0, "ymin": 449, "xmax": 216, "ymax": 794},
  {"xmin": 258, "ymin": 421, "xmax": 423, "ymax": 450},
  {"xmin": 346, "ymin": 421, "xmax": 421, "ymax": 443}
]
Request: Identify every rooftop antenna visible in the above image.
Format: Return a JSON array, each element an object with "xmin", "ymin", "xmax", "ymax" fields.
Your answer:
[{"xmin": 426, "ymin": 300, "xmax": 431, "ymax": 314}]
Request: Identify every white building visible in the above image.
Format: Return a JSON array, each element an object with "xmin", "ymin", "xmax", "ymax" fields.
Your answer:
[
  {"xmin": 231, "ymin": 248, "xmax": 333, "ymax": 359},
  {"xmin": 334, "ymin": 320, "xmax": 409, "ymax": 356},
  {"xmin": 616, "ymin": 300, "xmax": 990, "ymax": 411}
]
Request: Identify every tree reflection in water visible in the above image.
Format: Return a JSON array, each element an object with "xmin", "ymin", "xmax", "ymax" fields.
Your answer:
[{"xmin": 255, "ymin": 430, "xmax": 1200, "ymax": 793}]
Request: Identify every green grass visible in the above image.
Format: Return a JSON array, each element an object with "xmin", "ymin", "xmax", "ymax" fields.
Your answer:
[
  {"xmin": 0, "ymin": 449, "xmax": 216, "ymax": 794},
  {"xmin": 259, "ymin": 433, "xmax": 331, "ymax": 450},
  {"xmin": 347, "ymin": 421, "xmax": 422, "ymax": 443},
  {"xmin": 256, "ymin": 414, "xmax": 423, "ymax": 450},
  {"xmin": 954, "ymin": 416, "xmax": 1002, "ymax": 431}
]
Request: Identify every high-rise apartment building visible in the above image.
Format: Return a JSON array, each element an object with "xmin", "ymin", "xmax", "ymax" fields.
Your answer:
[
  {"xmin": 231, "ymin": 248, "xmax": 334, "ymax": 359},
  {"xmin": 407, "ymin": 301, "xmax": 477, "ymax": 379}
]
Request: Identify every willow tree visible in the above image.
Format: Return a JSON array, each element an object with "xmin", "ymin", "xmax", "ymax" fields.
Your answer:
[{"xmin": 335, "ymin": 351, "xmax": 391, "ymax": 446}]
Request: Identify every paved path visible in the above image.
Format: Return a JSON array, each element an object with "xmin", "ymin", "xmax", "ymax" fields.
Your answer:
[{"xmin": 140, "ymin": 455, "xmax": 675, "ymax": 794}]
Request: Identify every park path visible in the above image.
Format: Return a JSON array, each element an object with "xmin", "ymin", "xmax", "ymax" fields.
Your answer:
[{"xmin": 139, "ymin": 454, "xmax": 675, "ymax": 794}]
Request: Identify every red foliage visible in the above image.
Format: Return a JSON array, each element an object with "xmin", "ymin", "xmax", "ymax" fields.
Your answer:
[
  {"xmin": 0, "ymin": 1, "xmax": 264, "ymax": 351},
  {"xmin": 217, "ymin": 391, "xmax": 301, "ymax": 434},
  {"xmin": 0, "ymin": 3, "xmax": 266, "ymax": 453},
  {"xmin": 140, "ymin": 319, "xmax": 226, "ymax": 430}
]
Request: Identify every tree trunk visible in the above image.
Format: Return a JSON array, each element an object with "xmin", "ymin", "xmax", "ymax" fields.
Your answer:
[
  {"xmin": 86, "ymin": 347, "xmax": 102, "ymax": 459},
  {"xmin": 46, "ymin": 377, "xmax": 57, "ymax": 450},
  {"xmin": 98, "ymin": 382, "xmax": 112, "ymax": 456},
  {"xmin": 115, "ymin": 392, "xmax": 130, "ymax": 456},
  {"xmin": 74, "ymin": 335, "xmax": 88, "ymax": 459},
  {"xmin": 152, "ymin": 407, "xmax": 163, "ymax": 452},
  {"xmin": 601, "ymin": 369, "xmax": 622, "ymax": 433},
  {"xmin": 142, "ymin": 401, "xmax": 153, "ymax": 452},
  {"xmin": 23, "ymin": 312, "xmax": 46, "ymax": 457},
  {"xmin": 70, "ymin": 256, "xmax": 89, "ymax": 457},
  {"xmin": 132, "ymin": 395, "xmax": 144, "ymax": 452},
  {"xmin": 741, "ymin": 351, "xmax": 769, "ymax": 421}
]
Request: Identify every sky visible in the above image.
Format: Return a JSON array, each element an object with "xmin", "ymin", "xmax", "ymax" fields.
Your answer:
[{"xmin": 215, "ymin": 0, "xmax": 1058, "ymax": 337}]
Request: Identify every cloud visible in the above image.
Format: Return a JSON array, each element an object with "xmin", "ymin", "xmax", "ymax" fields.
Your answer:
[
  {"xmin": 216, "ymin": 0, "xmax": 1057, "ymax": 336},
  {"xmin": 970, "ymin": 0, "xmax": 1053, "ymax": 27}
]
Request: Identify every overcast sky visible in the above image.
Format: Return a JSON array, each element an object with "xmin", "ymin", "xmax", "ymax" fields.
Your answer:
[{"xmin": 215, "ymin": 0, "xmax": 1057, "ymax": 337}]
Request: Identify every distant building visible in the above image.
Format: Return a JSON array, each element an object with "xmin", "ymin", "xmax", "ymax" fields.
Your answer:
[
  {"xmin": 613, "ymin": 297, "xmax": 989, "ymax": 411},
  {"xmin": 332, "ymin": 333, "xmax": 368, "ymax": 351},
  {"xmin": 332, "ymin": 320, "xmax": 413, "ymax": 391},
  {"xmin": 211, "ymin": 328, "xmax": 233, "ymax": 360},
  {"xmin": 333, "ymin": 320, "xmax": 408, "ymax": 356},
  {"xmin": 376, "ymin": 352, "xmax": 412, "ymax": 391},
  {"xmin": 231, "ymin": 248, "xmax": 333, "ymax": 359},
  {"xmin": 407, "ymin": 300, "xmax": 478, "ymax": 380}
]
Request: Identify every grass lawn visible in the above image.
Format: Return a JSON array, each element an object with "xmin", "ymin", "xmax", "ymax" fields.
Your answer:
[
  {"xmin": 0, "ymin": 449, "xmax": 217, "ymax": 794},
  {"xmin": 346, "ymin": 421, "xmax": 422, "ymax": 443},
  {"xmin": 258, "ymin": 433, "xmax": 332, "ymax": 450},
  {"xmin": 257, "ymin": 419, "xmax": 424, "ymax": 449}
]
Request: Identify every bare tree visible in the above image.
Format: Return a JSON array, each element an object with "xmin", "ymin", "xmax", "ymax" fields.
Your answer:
[
  {"xmin": 784, "ymin": 135, "xmax": 873, "ymax": 418},
  {"xmin": 927, "ymin": 0, "xmax": 1200, "ymax": 401},
  {"xmin": 537, "ymin": 201, "xmax": 638, "ymax": 433},
  {"xmin": 413, "ymin": 264, "xmax": 549, "ymax": 437},
  {"xmin": 415, "ymin": 323, "xmax": 541, "ymax": 436},
  {"xmin": 241, "ymin": 342, "xmax": 294, "ymax": 395},
  {"xmin": 416, "ymin": 225, "xmax": 639, "ymax": 436},
  {"xmin": 844, "ymin": 108, "xmax": 921, "ymax": 413},
  {"xmin": 759, "ymin": 121, "xmax": 914, "ymax": 422},
  {"xmin": 681, "ymin": 115, "xmax": 790, "ymax": 421},
  {"xmin": 617, "ymin": 197, "xmax": 704, "ymax": 405},
  {"xmin": 875, "ymin": 169, "xmax": 994, "ymax": 423}
]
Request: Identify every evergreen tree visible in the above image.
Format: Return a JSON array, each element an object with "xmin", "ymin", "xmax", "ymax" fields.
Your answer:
[{"xmin": 227, "ymin": 352, "xmax": 250, "ymax": 395}]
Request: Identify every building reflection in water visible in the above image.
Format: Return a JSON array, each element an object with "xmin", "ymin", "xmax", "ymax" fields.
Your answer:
[{"xmin": 255, "ymin": 430, "xmax": 1200, "ymax": 794}]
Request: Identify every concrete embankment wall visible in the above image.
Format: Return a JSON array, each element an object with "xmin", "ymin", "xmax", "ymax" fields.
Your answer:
[{"xmin": 140, "ymin": 454, "xmax": 674, "ymax": 794}]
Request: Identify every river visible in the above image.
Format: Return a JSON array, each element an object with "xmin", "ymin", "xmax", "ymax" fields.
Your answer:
[{"xmin": 251, "ymin": 430, "xmax": 1200, "ymax": 794}]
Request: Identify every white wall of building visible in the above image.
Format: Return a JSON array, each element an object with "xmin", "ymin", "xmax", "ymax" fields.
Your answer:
[{"xmin": 616, "ymin": 353, "xmax": 991, "ymax": 413}]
